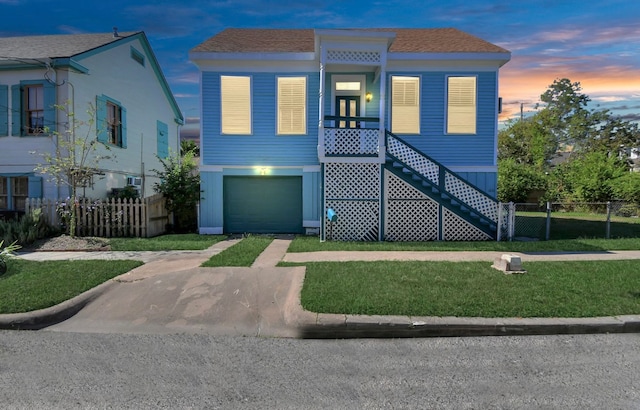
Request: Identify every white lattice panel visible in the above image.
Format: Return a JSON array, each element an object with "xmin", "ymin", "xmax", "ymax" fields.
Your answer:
[
  {"xmin": 384, "ymin": 171, "xmax": 438, "ymax": 241},
  {"xmin": 444, "ymin": 172, "xmax": 498, "ymax": 222},
  {"xmin": 443, "ymin": 209, "xmax": 491, "ymax": 241},
  {"xmin": 387, "ymin": 135, "xmax": 439, "ymax": 184},
  {"xmin": 325, "ymin": 200, "xmax": 380, "ymax": 241},
  {"xmin": 324, "ymin": 128, "xmax": 379, "ymax": 156},
  {"xmin": 326, "ymin": 50, "xmax": 381, "ymax": 64},
  {"xmin": 324, "ymin": 163, "xmax": 380, "ymax": 199}
]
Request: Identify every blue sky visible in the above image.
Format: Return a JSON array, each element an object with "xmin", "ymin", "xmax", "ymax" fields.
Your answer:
[{"xmin": 2, "ymin": 0, "xmax": 639, "ymax": 131}]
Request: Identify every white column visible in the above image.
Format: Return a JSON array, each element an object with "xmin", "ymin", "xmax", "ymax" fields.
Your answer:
[
  {"xmin": 378, "ymin": 55, "xmax": 387, "ymax": 163},
  {"xmin": 318, "ymin": 47, "xmax": 326, "ymax": 162}
]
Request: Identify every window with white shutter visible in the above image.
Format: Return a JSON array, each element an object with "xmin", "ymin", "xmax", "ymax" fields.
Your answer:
[
  {"xmin": 277, "ymin": 77, "xmax": 306, "ymax": 135},
  {"xmin": 391, "ymin": 76, "xmax": 420, "ymax": 134},
  {"xmin": 221, "ymin": 75, "xmax": 251, "ymax": 134},
  {"xmin": 447, "ymin": 76, "xmax": 477, "ymax": 134}
]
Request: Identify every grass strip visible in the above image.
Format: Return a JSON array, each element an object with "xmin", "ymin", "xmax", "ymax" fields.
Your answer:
[
  {"xmin": 288, "ymin": 236, "xmax": 640, "ymax": 252},
  {"xmin": 109, "ymin": 234, "xmax": 227, "ymax": 251},
  {"xmin": 201, "ymin": 236, "xmax": 274, "ymax": 267},
  {"xmin": 292, "ymin": 260, "xmax": 640, "ymax": 318},
  {"xmin": 0, "ymin": 259, "xmax": 143, "ymax": 314}
]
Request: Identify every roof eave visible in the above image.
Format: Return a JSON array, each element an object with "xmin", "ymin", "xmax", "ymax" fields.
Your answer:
[
  {"xmin": 189, "ymin": 51, "xmax": 316, "ymax": 62},
  {"xmin": 389, "ymin": 51, "xmax": 511, "ymax": 65},
  {"xmin": 51, "ymin": 57, "xmax": 90, "ymax": 74}
]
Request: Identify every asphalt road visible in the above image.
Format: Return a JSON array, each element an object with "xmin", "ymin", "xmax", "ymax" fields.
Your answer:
[{"xmin": 1, "ymin": 331, "xmax": 638, "ymax": 409}]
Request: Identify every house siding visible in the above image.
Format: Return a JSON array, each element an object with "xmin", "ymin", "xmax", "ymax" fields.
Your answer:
[
  {"xmin": 202, "ymin": 72, "xmax": 320, "ymax": 167},
  {"xmin": 385, "ymin": 71, "xmax": 497, "ymax": 168}
]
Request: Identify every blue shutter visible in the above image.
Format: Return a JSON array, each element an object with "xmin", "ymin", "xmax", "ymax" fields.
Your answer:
[
  {"xmin": 156, "ymin": 120, "xmax": 168, "ymax": 158},
  {"xmin": 96, "ymin": 95, "xmax": 107, "ymax": 143},
  {"xmin": 11, "ymin": 85, "xmax": 21, "ymax": 136},
  {"xmin": 43, "ymin": 81, "xmax": 56, "ymax": 134},
  {"xmin": 0, "ymin": 85, "xmax": 7, "ymax": 136},
  {"xmin": 28, "ymin": 176, "xmax": 42, "ymax": 198},
  {"xmin": 120, "ymin": 105, "xmax": 127, "ymax": 148}
]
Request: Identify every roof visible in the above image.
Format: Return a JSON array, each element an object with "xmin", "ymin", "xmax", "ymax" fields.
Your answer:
[
  {"xmin": 191, "ymin": 28, "xmax": 509, "ymax": 54},
  {"xmin": 0, "ymin": 32, "xmax": 138, "ymax": 60}
]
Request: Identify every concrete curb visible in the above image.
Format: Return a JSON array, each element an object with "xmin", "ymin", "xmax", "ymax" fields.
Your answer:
[
  {"xmin": 299, "ymin": 314, "xmax": 640, "ymax": 339},
  {"xmin": 0, "ymin": 279, "xmax": 117, "ymax": 330}
]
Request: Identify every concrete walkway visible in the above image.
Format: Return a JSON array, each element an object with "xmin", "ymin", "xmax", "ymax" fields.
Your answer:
[{"xmin": 1, "ymin": 239, "xmax": 639, "ymax": 338}]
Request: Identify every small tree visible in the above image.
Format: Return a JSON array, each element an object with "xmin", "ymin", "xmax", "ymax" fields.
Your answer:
[
  {"xmin": 152, "ymin": 150, "xmax": 201, "ymax": 233},
  {"xmin": 33, "ymin": 102, "xmax": 112, "ymax": 237}
]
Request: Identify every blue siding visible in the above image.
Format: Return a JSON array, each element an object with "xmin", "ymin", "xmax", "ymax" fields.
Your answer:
[
  {"xmin": 202, "ymin": 72, "xmax": 320, "ymax": 166},
  {"xmin": 456, "ymin": 171, "xmax": 497, "ymax": 197},
  {"xmin": 384, "ymin": 71, "xmax": 498, "ymax": 167}
]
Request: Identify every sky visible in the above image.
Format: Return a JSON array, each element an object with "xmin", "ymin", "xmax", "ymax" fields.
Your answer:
[{"xmin": 2, "ymin": 0, "xmax": 639, "ymax": 135}]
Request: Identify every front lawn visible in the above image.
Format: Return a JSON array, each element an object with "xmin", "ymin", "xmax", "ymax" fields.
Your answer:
[
  {"xmin": 201, "ymin": 235, "xmax": 274, "ymax": 267},
  {"xmin": 288, "ymin": 235, "xmax": 640, "ymax": 252},
  {"xmin": 293, "ymin": 260, "xmax": 640, "ymax": 318},
  {"xmin": 0, "ymin": 259, "xmax": 143, "ymax": 314}
]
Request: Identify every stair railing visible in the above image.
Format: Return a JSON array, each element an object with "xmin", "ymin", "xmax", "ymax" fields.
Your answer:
[{"xmin": 385, "ymin": 130, "xmax": 499, "ymax": 223}]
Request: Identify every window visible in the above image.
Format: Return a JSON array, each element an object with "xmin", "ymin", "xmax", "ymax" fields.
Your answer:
[
  {"xmin": 96, "ymin": 95, "xmax": 127, "ymax": 148},
  {"xmin": 221, "ymin": 75, "xmax": 251, "ymax": 135},
  {"xmin": 10, "ymin": 81, "xmax": 55, "ymax": 136},
  {"xmin": 277, "ymin": 77, "xmax": 306, "ymax": 135},
  {"xmin": 447, "ymin": 76, "xmax": 477, "ymax": 134},
  {"xmin": 24, "ymin": 85, "xmax": 44, "ymax": 134},
  {"xmin": 107, "ymin": 101, "xmax": 123, "ymax": 146},
  {"xmin": 391, "ymin": 76, "xmax": 420, "ymax": 134},
  {"xmin": 0, "ymin": 176, "xmax": 30, "ymax": 210},
  {"xmin": 0, "ymin": 177, "xmax": 6, "ymax": 209}
]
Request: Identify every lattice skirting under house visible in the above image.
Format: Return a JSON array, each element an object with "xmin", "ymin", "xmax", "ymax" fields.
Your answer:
[{"xmin": 323, "ymin": 164, "xmax": 493, "ymax": 241}]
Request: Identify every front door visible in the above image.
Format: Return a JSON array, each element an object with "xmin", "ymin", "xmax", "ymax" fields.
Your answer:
[{"xmin": 335, "ymin": 96, "xmax": 360, "ymax": 128}]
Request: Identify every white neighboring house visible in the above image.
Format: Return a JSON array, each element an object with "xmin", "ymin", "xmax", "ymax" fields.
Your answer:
[{"xmin": 0, "ymin": 30, "xmax": 183, "ymax": 215}]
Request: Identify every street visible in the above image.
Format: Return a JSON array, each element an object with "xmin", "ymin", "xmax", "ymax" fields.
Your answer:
[{"xmin": 0, "ymin": 331, "xmax": 638, "ymax": 409}]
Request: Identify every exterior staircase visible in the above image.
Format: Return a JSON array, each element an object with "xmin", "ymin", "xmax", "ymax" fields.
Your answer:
[{"xmin": 385, "ymin": 131, "xmax": 499, "ymax": 239}]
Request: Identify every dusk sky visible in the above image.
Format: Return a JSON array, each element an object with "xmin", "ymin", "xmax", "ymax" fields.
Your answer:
[{"xmin": 2, "ymin": 0, "xmax": 639, "ymax": 131}]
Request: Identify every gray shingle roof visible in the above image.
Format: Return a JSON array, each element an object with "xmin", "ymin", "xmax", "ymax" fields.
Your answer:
[
  {"xmin": 191, "ymin": 28, "xmax": 509, "ymax": 54},
  {"xmin": 0, "ymin": 32, "xmax": 139, "ymax": 60}
]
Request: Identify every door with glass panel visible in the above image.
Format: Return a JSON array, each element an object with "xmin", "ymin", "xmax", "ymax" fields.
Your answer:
[{"xmin": 335, "ymin": 96, "xmax": 360, "ymax": 128}]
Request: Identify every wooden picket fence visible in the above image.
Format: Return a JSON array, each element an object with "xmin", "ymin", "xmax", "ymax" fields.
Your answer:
[{"xmin": 24, "ymin": 193, "xmax": 169, "ymax": 238}]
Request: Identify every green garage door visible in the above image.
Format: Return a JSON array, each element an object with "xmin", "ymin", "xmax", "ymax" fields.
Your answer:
[{"xmin": 223, "ymin": 176, "xmax": 303, "ymax": 234}]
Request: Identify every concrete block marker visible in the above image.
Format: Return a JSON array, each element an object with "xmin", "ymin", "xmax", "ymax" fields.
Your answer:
[{"xmin": 492, "ymin": 254, "xmax": 527, "ymax": 274}]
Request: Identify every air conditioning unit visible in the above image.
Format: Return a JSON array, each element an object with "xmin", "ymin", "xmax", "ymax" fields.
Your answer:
[{"xmin": 126, "ymin": 176, "xmax": 142, "ymax": 187}]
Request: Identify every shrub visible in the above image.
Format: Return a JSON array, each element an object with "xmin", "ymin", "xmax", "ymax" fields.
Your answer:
[{"xmin": 0, "ymin": 209, "xmax": 58, "ymax": 246}]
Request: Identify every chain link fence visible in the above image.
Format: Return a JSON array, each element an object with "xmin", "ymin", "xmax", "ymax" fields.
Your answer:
[{"xmin": 500, "ymin": 201, "xmax": 640, "ymax": 241}]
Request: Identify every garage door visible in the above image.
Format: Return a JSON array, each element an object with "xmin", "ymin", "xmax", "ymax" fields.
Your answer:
[{"xmin": 223, "ymin": 176, "xmax": 303, "ymax": 234}]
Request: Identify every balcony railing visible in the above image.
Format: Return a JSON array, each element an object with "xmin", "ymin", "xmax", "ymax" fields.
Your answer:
[{"xmin": 322, "ymin": 115, "xmax": 381, "ymax": 157}]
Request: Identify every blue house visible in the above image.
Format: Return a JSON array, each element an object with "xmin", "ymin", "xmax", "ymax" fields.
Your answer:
[{"xmin": 190, "ymin": 28, "xmax": 510, "ymax": 241}]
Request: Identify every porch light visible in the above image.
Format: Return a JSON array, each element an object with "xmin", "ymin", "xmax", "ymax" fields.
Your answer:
[{"xmin": 366, "ymin": 92, "xmax": 372, "ymax": 103}]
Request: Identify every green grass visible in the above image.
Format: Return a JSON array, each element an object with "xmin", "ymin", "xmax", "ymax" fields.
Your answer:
[
  {"xmin": 293, "ymin": 260, "xmax": 640, "ymax": 318},
  {"xmin": 288, "ymin": 235, "xmax": 640, "ymax": 252},
  {"xmin": 514, "ymin": 212, "xmax": 640, "ymax": 240},
  {"xmin": 201, "ymin": 235, "xmax": 274, "ymax": 267},
  {"xmin": 0, "ymin": 259, "xmax": 143, "ymax": 314},
  {"xmin": 109, "ymin": 234, "xmax": 227, "ymax": 251}
]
